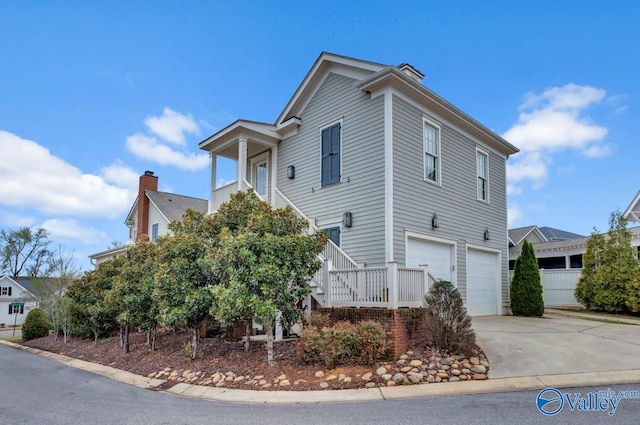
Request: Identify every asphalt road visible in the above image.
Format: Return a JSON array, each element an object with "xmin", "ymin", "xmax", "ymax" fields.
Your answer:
[{"xmin": 2, "ymin": 344, "xmax": 640, "ymax": 425}]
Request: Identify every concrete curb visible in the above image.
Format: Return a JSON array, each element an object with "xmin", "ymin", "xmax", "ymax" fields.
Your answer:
[
  {"xmin": 544, "ymin": 309, "xmax": 640, "ymax": 325},
  {"xmin": 3, "ymin": 338, "xmax": 640, "ymax": 404}
]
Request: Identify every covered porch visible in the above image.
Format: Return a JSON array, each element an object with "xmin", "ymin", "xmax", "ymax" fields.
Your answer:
[{"xmin": 199, "ymin": 120, "xmax": 285, "ymax": 213}]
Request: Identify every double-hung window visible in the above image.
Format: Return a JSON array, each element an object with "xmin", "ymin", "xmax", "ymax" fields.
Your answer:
[
  {"xmin": 321, "ymin": 122, "xmax": 341, "ymax": 186},
  {"xmin": 477, "ymin": 149, "xmax": 489, "ymax": 202},
  {"xmin": 151, "ymin": 223, "xmax": 159, "ymax": 242},
  {"xmin": 8, "ymin": 304, "xmax": 23, "ymax": 314},
  {"xmin": 423, "ymin": 119, "xmax": 440, "ymax": 184},
  {"xmin": 1, "ymin": 286, "xmax": 11, "ymax": 296}
]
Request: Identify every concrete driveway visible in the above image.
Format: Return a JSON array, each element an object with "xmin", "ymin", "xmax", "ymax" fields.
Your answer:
[{"xmin": 473, "ymin": 313, "xmax": 640, "ymax": 379}]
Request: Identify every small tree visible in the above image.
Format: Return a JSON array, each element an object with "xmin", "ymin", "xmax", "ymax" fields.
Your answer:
[
  {"xmin": 32, "ymin": 247, "xmax": 80, "ymax": 343},
  {"xmin": 575, "ymin": 228, "xmax": 605, "ymax": 310},
  {"xmin": 106, "ymin": 241, "xmax": 160, "ymax": 353},
  {"xmin": 206, "ymin": 190, "xmax": 327, "ymax": 365},
  {"xmin": 593, "ymin": 211, "xmax": 639, "ymax": 312},
  {"xmin": 67, "ymin": 257, "xmax": 122, "ymax": 343},
  {"xmin": 510, "ymin": 240, "xmax": 544, "ymax": 316},
  {"xmin": 22, "ymin": 308, "xmax": 50, "ymax": 340},
  {"xmin": 153, "ymin": 210, "xmax": 216, "ymax": 359},
  {"xmin": 423, "ymin": 280, "xmax": 476, "ymax": 355}
]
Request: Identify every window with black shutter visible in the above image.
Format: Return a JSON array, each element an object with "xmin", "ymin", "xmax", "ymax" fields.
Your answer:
[
  {"xmin": 324, "ymin": 227, "xmax": 341, "ymax": 247},
  {"xmin": 321, "ymin": 123, "xmax": 341, "ymax": 186}
]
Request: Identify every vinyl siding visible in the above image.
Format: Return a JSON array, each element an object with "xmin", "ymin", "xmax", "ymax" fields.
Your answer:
[
  {"xmin": 392, "ymin": 95, "xmax": 509, "ymax": 307},
  {"xmin": 277, "ymin": 73, "xmax": 386, "ymax": 266},
  {"xmin": 148, "ymin": 203, "xmax": 170, "ymax": 238}
]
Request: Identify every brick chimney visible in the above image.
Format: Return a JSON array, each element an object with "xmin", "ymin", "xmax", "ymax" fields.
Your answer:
[{"xmin": 136, "ymin": 171, "xmax": 158, "ymax": 241}]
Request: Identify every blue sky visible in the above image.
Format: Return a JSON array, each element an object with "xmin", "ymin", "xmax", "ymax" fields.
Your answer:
[{"xmin": 1, "ymin": 1, "xmax": 639, "ymax": 271}]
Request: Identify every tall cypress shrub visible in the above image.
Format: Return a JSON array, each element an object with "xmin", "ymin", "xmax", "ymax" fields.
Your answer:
[{"xmin": 510, "ymin": 240, "xmax": 544, "ymax": 316}]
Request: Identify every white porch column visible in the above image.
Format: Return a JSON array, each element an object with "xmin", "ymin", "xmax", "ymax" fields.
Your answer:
[
  {"xmin": 387, "ymin": 261, "xmax": 398, "ymax": 309},
  {"xmin": 270, "ymin": 145, "xmax": 278, "ymax": 206},
  {"xmin": 209, "ymin": 153, "xmax": 217, "ymax": 214},
  {"xmin": 238, "ymin": 138, "xmax": 248, "ymax": 190}
]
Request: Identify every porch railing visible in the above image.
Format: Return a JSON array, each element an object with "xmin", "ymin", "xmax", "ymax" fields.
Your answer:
[
  {"xmin": 324, "ymin": 263, "xmax": 437, "ymax": 308},
  {"xmin": 210, "ymin": 181, "xmax": 240, "ymax": 213}
]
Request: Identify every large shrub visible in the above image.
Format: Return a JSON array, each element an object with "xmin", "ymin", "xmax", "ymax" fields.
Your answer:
[
  {"xmin": 424, "ymin": 280, "xmax": 476, "ymax": 355},
  {"xmin": 22, "ymin": 308, "xmax": 50, "ymax": 340},
  {"xmin": 298, "ymin": 320, "xmax": 388, "ymax": 368},
  {"xmin": 510, "ymin": 240, "xmax": 544, "ymax": 316}
]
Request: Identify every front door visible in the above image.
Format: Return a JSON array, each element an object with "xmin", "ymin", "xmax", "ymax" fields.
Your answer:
[{"xmin": 251, "ymin": 153, "xmax": 269, "ymax": 200}]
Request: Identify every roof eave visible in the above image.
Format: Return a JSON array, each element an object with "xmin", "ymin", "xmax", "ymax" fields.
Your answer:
[{"xmin": 356, "ymin": 67, "xmax": 520, "ymax": 156}]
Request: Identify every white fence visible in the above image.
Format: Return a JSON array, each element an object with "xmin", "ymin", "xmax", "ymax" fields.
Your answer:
[
  {"xmin": 324, "ymin": 264, "xmax": 436, "ymax": 308},
  {"xmin": 509, "ymin": 269, "xmax": 582, "ymax": 308}
]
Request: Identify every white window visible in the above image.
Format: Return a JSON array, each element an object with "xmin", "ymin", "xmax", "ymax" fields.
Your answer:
[
  {"xmin": 423, "ymin": 119, "xmax": 441, "ymax": 184},
  {"xmin": 477, "ymin": 149, "xmax": 489, "ymax": 202},
  {"xmin": 151, "ymin": 223, "xmax": 159, "ymax": 242},
  {"xmin": 1, "ymin": 287, "xmax": 11, "ymax": 296}
]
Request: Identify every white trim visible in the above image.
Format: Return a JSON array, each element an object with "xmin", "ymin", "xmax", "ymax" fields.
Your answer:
[
  {"xmin": 270, "ymin": 145, "xmax": 278, "ymax": 204},
  {"xmin": 151, "ymin": 222, "xmax": 159, "ymax": 242},
  {"xmin": 405, "ymin": 230, "xmax": 458, "ymax": 288},
  {"xmin": 384, "ymin": 87, "xmax": 394, "ymax": 263},
  {"xmin": 465, "ymin": 243, "xmax": 502, "ymax": 316},
  {"xmin": 476, "ymin": 146, "xmax": 490, "ymax": 204},
  {"xmin": 318, "ymin": 118, "xmax": 344, "ymax": 187},
  {"xmin": 423, "ymin": 116, "xmax": 442, "ymax": 187}
]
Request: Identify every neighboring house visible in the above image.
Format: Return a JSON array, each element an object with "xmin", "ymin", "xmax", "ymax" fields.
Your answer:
[
  {"xmin": 508, "ymin": 225, "xmax": 584, "ymax": 269},
  {"xmin": 509, "ymin": 220, "xmax": 640, "ymax": 308},
  {"xmin": 89, "ymin": 171, "xmax": 208, "ymax": 266},
  {"xmin": 0, "ymin": 275, "xmax": 38, "ymax": 326},
  {"xmin": 198, "ymin": 52, "xmax": 519, "ymax": 316},
  {"xmin": 623, "ymin": 190, "xmax": 640, "ymax": 224}
]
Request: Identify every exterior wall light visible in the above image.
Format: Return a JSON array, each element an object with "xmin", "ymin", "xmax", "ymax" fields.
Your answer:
[
  {"xmin": 287, "ymin": 165, "xmax": 295, "ymax": 179},
  {"xmin": 343, "ymin": 211, "xmax": 352, "ymax": 227},
  {"xmin": 484, "ymin": 227, "xmax": 490, "ymax": 241},
  {"xmin": 431, "ymin": 212, "xmax": 439, "ymax": 229}
]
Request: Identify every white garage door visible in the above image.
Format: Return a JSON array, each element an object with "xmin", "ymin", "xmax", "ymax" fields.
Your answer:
[
  {"xmin": 467, "ymin": 249, "xmax": 499, "ymax": 316},
  {"xmin": 406, "ymin": 238, "xmax": 453, "ymax": 283}
]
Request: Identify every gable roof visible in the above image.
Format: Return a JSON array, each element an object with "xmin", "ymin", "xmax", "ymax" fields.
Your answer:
[
  {"xmin": 146, "ymin": 191, "xmax": 208, "ymax": 223},
  {"xmin": 623, "ymin": 190, "xmax": 640, "ymax": 223},
  {"xmin": 538, "ymin": 226, "xmax": 584, "ymax": 241},
  {"xmin": 0, "ymin": 275, "xmax": 37, "ymax": 298},
  {"xmin": 508, "ymin": 225, "xmax": 548, "ymax": 246}
]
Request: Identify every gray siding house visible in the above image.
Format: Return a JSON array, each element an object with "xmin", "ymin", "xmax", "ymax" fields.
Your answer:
[{"xmin": 199, "ymin": 53, "xmax": 519, "ymax": 316}]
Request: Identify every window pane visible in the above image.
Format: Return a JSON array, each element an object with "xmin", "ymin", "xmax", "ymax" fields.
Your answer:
[
  {"xmin": 425, "ymin": 154, "xmax": 437, "ymax": 181},
  {"xmin": 424, "ymin": 125, "xmax": 438, "ymax": 155}
]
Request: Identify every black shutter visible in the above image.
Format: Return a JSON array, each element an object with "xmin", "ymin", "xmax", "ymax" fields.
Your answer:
[
  {"xmin": 321, "ymin": 123, "xmax": 341, "ymax": 186},
  {"xmin": 324, "ymin": 227, "xmax": 340, "ymax": 247},
  {"xmin": 8, "ymin": 287, "xmax": 11, "ymax": 296},
  {"xmin": 8, "ymin": 305, "xmax": 11, "ymax": 314}
]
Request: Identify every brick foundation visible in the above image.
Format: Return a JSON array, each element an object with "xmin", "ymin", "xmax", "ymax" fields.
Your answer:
[{"xmin": 316, "ymin": 307, "xmax": 429, "ymax": 358}]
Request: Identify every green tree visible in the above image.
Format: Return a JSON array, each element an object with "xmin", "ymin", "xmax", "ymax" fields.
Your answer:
[
  {"xmin": 423, "ymin": 280, "xmax": 476, "ymax": 355},
  {"xmin": 106, "ymin": 242, "xmax": 160, "ymax": 353},
  {"xmin": 22, "ymin": 308, "xmax": 50, "ymax": 340},
  {"xmin": 510, "ymin": 240, "xmax": 544, "ymax": 316},
  {"xmin": 153, "ymin": 210, "xmax": 216, "ymax": 359},
  {"xmin": 67, "ymin": 257, "xmax": 123, "ymax": 343},
  {"xmin": 0, "ymin": 227, "xmax": 54, "ymax": 277},
  {"xmin": 592, "ymin": 211, "xmax": 639, "ymax": 312},
  {"xmin": 575, "ymin": 228, "xmax": 605, "ymax": 310},
  {"xmin": 206, "ymin": 190, "xmax": 327, "ymax": 366}
]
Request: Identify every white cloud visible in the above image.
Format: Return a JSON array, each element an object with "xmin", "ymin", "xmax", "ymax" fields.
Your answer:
[
  {"xmin": 504, "ymin": 83, "xmax": 611, "ymax": 193},
  {"xmin": 126, "ymin": 133, "xmax": 210, "ymax": 171},
  {"xmin": 0, "ymin": 130, "xmax": 132, "ymax": 219},
  {"xmin": 126, "ymin": 108, "xmax": 209, "ymax": 171},
  {"xmin": 101, "ymin": 161, "xmax": 140, "ymax": 190},
  {"xmin": 144, "ymin": 107, "xmax": 200, "ymax": 145},
  {"xmin": 40, "ymin": 218, "xmax": 108, "ymax": 245},
  {"xmin": 508, "ymin": 205, "xmax": 522, "ymax": 228}
]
